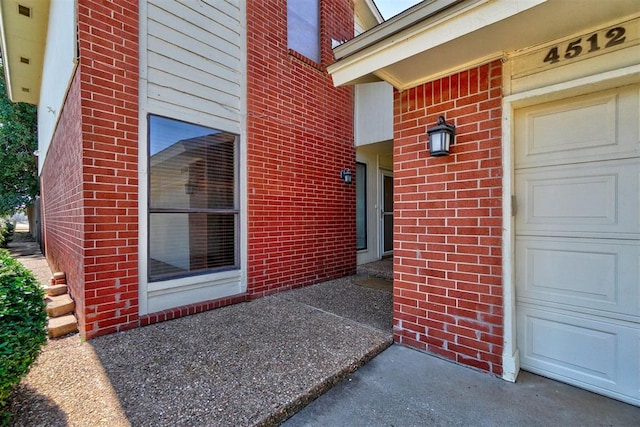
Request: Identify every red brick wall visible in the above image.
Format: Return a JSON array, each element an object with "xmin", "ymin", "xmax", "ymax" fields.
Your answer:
[
  {"xmin": 246, "ymin": 0, "xmax": 356, "ymax": 296},
  {"xmin": 393, "ymin": 61, "xmax": 503, "ymax": 375},
  {"xmin": 41, "ymin": 69, "xmax": 86, "ymax": 332},
  {"xmin": 77, "ymin": 0, "xmax": 140, "ymax": 338},
  {"xmin": 38, "ymin": 0, "xmax": 144, "ymax": 339}
]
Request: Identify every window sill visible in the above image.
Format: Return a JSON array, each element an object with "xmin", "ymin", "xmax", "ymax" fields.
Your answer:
[
  {"xmin": 145, "ymin": 269, "xmax": 245, "ymax": 314},
  {"xmin": 148, "ymin": 268, "xmax": 242, "ymax": 293},
  {"xmin": 288, "ymin": 49, "xmax": 325, "ymax": 72}
]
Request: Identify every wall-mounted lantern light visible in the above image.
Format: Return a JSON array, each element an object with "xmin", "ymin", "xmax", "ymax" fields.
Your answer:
[
  {"xmin": 427, "ymin": 115, "xmax": 455, "ymax": 157},
  {"xmin": 340, "ymin": 168, "xmax": 352, "ymax": 184}
]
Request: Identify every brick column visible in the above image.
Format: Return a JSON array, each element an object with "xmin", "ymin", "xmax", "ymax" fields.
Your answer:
[
  {"xmin": 393, "ymin": 61, "xmax": 504, "ymax": 375},
  {"xmin": 77, "ymin": 0, "xmax": 140, "ymax": 338}
]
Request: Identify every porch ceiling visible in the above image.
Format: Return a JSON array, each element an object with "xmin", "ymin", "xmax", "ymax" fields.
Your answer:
[
  {"xmin": 329, "ymin": 0, "xmax": 640, "ymax": 90},
  {"xmin": 0, "ymin": 0, "xmax": 50, "ymax": 104}
]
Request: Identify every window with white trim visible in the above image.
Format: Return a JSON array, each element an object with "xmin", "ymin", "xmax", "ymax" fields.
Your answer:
[{"xmin": 148, "ymin": 115, "xmax": 239, "ymax": 282}]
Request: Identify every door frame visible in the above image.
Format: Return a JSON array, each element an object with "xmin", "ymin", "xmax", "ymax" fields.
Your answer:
[
  {"xmin": 500, "ymin": 63, "xmax": 640, "ymax": 383},
  {"xmin": 379, "ymin": 169, "xmax": 393, "ymax": 258}
]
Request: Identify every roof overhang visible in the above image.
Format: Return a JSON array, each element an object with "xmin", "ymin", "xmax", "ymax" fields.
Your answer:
[
  {"xmin": 329, "ymin": 0, "xmax": 640, "ymax": 90},
  {"xmin": 0, "ymin": 0, "xmax": 50, "ymax": 104},
  {"xmin": 355, "ymin": 0, "xmax": 384, "ymax": 28}
]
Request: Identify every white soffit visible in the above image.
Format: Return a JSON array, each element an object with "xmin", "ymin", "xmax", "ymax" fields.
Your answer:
[
  {"xmin": 0, "ymin": 0, "xmax": 50, "ymax": 104},
  {"xmin": 329, "ymin": 0, "xmax": 640, "ymax": 90}
]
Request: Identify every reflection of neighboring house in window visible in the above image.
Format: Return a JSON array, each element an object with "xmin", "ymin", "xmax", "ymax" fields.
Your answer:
[{"xmin": 148, "ymin": 126, "xmax": 239, "ymax": 283}]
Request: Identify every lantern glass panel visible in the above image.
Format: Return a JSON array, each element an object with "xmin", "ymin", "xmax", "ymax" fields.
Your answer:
[{"xmin": 429, "ymin": 131, "xmax": 450, "ymax": 156}]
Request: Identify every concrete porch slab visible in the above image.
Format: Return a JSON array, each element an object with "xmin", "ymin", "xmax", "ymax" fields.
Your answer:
[{"xmin": 284, "ymin": 344, "xmax": 640, "ymax": 426}]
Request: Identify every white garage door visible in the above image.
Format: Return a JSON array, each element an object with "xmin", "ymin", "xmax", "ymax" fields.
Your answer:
[{"xmin": 515, "ymin": 84, "xmax": 640, "ymax": 406}]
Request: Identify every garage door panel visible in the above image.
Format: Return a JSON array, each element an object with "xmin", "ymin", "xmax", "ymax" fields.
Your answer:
[
  {"xmin": 521, "ymin": 93, "xmax": 616, "ymax": 157},
  {"xmin": 517, "ymin": 239, "xmax": 617, "ymax": 303},
  {"xmin": 515, "ymin": 86, "xmax": 640, "ymax": 169},
  {"xmin": 516, "ymin": 237, "xmax": 639, "ymax": 318},
  {"xmin": 515, "ymin": 158, "xmax": 639, "ymax": 236},
  {"xmin": 520, "ymin": 308, "xmax": 618, "ymax": 382},
  {"xmin": 515, "ymin": 84, "xmax": 639, "ymax": 405},
  {"xmin": 518, "ymin": 305, "xmax": 639, "ymax": 405},
  {"xmin": 520, "ymin": 171, "xmax": 617, "ymax": 227}
]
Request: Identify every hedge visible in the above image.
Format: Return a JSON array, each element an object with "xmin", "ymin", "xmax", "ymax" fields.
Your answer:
[
  {"xmin": 0, "ymin": 248, "xmax": 47, "ymax": 424},
  {"xmin": 0, "ymin": 221, "xmax": 13, "ymax": 249}
]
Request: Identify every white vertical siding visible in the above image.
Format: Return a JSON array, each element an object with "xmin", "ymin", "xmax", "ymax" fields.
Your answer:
[
  {"xmin": 145, "ymin": 0, "xmax": 242, "ymax": 133},
  {"xmin": 354, "ymin": 81, "xmax": 393, "ymax": 146},
  {"xmin": 38, "ymin": 0, "xmax": 77, "ymax": 172}
]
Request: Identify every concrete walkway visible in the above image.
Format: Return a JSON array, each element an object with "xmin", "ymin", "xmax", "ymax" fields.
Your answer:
[
  {"xmin": 6, "ymin": 232, "xmax": 395, "ymax": 426},
  {"xmin": 5, "ymin": 228, "xmax": 52, "ymax": 286},
  {"xmin": 6, "ymin": 232, "xmax": 639, "ymax": 426},
  {"xmin": 285, "ymin": 345, "xmax": 640, "ymax": 426}
]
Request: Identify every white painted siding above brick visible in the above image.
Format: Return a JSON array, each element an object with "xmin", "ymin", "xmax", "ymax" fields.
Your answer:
[
  {"xmin": 355, "ymin": 81, "xmax": 393, "ymax": 146},
  {"xmin": 38, "ymin": 0, "xmax": 76, "ymax": 173},
  {"xmin": 145, "ymin": 0, "xmax": 242, "ymax": 133}
]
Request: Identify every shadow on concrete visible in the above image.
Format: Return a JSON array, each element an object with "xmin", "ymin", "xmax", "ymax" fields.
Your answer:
[
  {"xmin": 280, "ymin": 278, "xmax": 393, "ymax": 332},
  {"xmin": 8, "ymin": 239, "xmax": 638, "ymax": 426},
  {"xmin": 7, "ymin": 384, "xmax": 68, "ymax": 426}
]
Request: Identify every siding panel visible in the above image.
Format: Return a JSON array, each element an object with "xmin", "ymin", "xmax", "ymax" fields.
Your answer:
[
  {"xmin": 355, "ymin": 81, "xmax": 394, "ymax": 146},
  {"xmin": 147, "ymin": 71, "xmax": 240, "ymax": 122},
  {"xmin": 147, "ymin": 38, "xmax": 239, "ymax": 84},
  {"xmin": 146, "ymin": 0, "xmax": 242, "ymax": 130},
  {"xmin": 148, "ymin": 56, "xmax": 240, "ymax": 102}
]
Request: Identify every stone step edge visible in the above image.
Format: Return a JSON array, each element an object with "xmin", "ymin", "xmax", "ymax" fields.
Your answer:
[
  {"xmin": 48, "ymin": 314, "xmax": 79, "ymax": 339},
  {"xmin": 45, "ymin": 294, "xmax": 75, "ymax": 318},
  {"xmin": 44, "ymin": 271, "xmax": 79, "ymax": 339},
  {"xmin": 44, "ymin": 283, "xmax": 68, "ymax": 297}
]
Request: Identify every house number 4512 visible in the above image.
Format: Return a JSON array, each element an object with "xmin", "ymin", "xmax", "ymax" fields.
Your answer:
[{"xmin": 543, "ymin": 26, "xmax": 626, "ymax": 64}]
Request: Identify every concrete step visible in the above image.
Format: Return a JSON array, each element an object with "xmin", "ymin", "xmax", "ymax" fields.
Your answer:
[
  {"xmin": 51, "ymin": 271, "xmax": 66, "ymax": 285},
  {"xmin": 44, "ymin": 283, "xmax": 68, "ymax": 297},
  {"xmin": 48, "ymin": 314, "xmax": 78, "ymax": 338},
  {"xmin": 46, "ymin": 294, "xmax": 75, "ymax": 318}
]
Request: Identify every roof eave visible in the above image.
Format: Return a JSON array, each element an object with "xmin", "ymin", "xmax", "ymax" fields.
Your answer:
[
  {"xmin": 328, "ymin": 0, "xmax": 552, "ymax": 89},
  {"xmin": 0, "ymin": 0, "xmax": 50, "ymax": 105},
  {"xmin": 334, "ymin": 0, "xmax": 467, "ymax": 61}
]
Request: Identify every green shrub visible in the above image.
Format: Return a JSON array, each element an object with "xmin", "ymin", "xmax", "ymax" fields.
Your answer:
[
  {"xmin": 0, "ymin": 221, "xmax": 13, "ymax": 248},
  {"xmin": 0, "ymin": 249, "xmax": 47, "ymax": 423},
  {"xmin": 3, "ymin": 222, "xmax": 13, "ymax": 238}
]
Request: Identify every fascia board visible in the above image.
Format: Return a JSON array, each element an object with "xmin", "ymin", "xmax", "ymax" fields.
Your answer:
[{"xmin": 329, "ymin": 0, "xmax": 547, "ymax": 87}]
